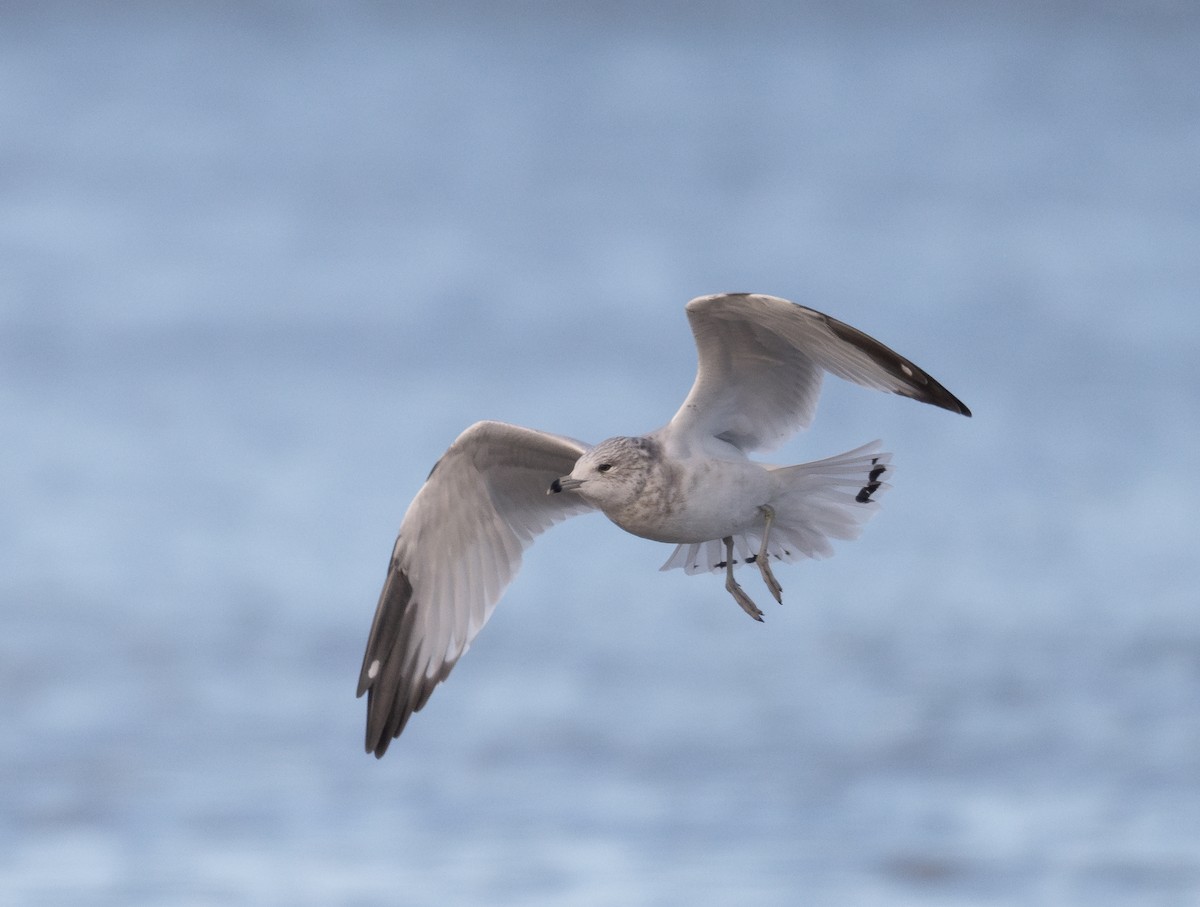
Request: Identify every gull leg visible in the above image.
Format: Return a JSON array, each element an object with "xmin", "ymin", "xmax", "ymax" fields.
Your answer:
[
  {"xmin": 756, "ymin": 505, "xmax": 784, "ymax": 605},
  {"xmin": 722, "ymin": 536, "xmax": 763, "ymax": 621}
]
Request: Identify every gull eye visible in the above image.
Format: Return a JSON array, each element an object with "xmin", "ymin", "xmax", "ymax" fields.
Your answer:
[{"xmin": 597, "ymin": 463, "xmax": 613, "ymax": 473}]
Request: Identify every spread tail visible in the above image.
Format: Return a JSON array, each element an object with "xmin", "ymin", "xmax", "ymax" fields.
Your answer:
[{"xmin": 660, "ymin": 441, "xmax": 892, "ymax": 575}]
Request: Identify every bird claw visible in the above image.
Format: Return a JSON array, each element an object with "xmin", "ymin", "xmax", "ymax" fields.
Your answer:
[
  {"xmin": 722, "ymin": 535, "xmax": 764, "ymax": 620},
  {"xmin": 726, "ymin": 574, "xmax": 764, "ymax": 621},
  {"xmin": 758, "ymin": 557, "xmax": 783, "ymax": 605}
]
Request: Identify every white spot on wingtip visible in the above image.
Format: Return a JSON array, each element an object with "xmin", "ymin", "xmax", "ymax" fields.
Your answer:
[
  {"xmin": 368, "ymin": 660, "xmax": 380, "ymax": 679},
  {"xmin": 900, "ymin": 363, "xmax": 914, "ymax": 377}
]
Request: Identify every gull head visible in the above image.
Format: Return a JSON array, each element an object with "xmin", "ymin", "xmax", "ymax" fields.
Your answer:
[{"xmin": 548, "ymin": 436, "xmax": 660, "ymax": 508}]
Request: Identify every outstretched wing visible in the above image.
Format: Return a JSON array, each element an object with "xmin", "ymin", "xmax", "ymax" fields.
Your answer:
[
  {"xmin": 662, "ymin": 293, "xmax": 970, "ymax": 453},
  {"xmin": 358, "ymin": 420, "xmax": 594, "ymax": 756}
]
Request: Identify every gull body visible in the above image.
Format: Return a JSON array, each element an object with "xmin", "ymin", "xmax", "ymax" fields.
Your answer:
[
  {"xmin": 358, "ymin": 293, "xmax": 970, "ymax": 756},
  {"xmin": 555, "ymin": 437, "xmax": 776, "ymax": 544}
]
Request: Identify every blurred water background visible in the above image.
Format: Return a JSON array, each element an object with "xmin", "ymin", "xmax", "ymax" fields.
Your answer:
[{"xmin": 3, "ymin": 2, "xmax": 1199, "ymax": 904}]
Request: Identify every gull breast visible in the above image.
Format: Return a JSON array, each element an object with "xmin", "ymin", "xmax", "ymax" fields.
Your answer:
[{"xmin": 609, "ymin": 456, "xmax": 771, "ymax": 544}]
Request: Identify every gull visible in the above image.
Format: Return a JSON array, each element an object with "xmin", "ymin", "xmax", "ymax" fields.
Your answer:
[{"xmin": 358, "ymin": 293, "xmax": 970, "ymax": 756}]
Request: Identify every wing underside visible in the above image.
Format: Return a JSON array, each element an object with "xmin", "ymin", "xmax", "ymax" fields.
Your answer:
[
  {"xmin": 663, "ymin": 293, "xmax": 970, "ymax": 453},
  {"xmin": 358, "ymin": 420, "xmax": 594, "ymax": 756}
]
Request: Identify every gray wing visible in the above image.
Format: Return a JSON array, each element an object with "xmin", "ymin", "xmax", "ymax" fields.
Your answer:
[
  {"xmin": 357, "ymin": 420, "xmax": 594, "ymax": 757},
  {"xmin": 661, "ymin": 293, "xmax": 970, "ymax": 453}
]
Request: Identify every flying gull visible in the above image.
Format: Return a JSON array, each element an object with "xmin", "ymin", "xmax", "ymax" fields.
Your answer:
[{"xmin": 358, "ymin": 293, "xmax": 970, "ymax": 756}]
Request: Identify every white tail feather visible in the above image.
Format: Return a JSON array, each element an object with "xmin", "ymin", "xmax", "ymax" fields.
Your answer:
[{"xmin": 659, "ymin": 440, "xmax": 893, "ymax": 575}]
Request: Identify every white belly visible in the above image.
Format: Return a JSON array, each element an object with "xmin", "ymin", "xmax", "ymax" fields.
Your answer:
[{"xmin": 605, "ymin": 457, "xmax": 774, "ymax": 544}]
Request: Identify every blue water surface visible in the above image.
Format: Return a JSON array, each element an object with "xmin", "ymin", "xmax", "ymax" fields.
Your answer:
[{"xmin": 2, "ymin": 3, "xmax": 1199, "ymax": 904}]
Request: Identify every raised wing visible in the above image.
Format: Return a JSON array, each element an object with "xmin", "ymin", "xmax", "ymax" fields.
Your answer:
[
  {"xmin": 357, "ymin": 420, "xmax": 594, "ymax": 756},
  {"xmin": 662, "ymin": 293, "xmax": 970, "ymax": 453}
]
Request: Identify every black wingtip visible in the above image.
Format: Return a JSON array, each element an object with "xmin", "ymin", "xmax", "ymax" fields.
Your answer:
[
  {"xmin": 897, "ymin": 382, "xmax": 971, "ymax": 419},
  {"xmin": 929, "ymin": 386, "xmax": 972, "ymax": 419},
  {"xmin": 937, "ymin": 385, "xmax": 972, "ymax": 418},
  {"xmin": 824, "ymin": 317, "xmax": 972, "ymax": 419},
  {"xmin": 364, "ymin": 687, "xmax": 408, "ymax": 758},
  {"xmin": 360, "ymin": 563, "xmax": 417, "ymax": 758}
]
